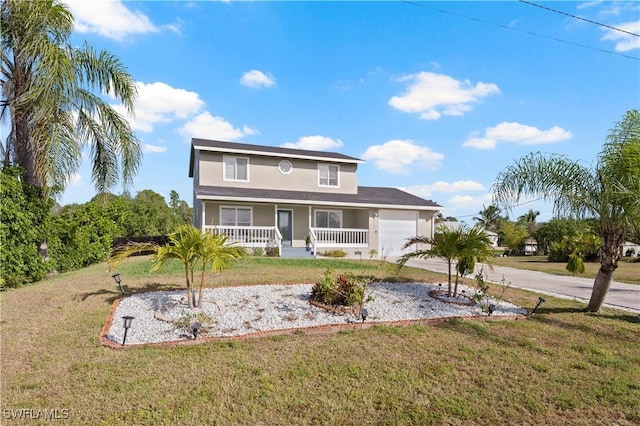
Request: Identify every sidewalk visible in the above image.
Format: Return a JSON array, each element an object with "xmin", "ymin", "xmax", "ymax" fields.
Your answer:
[{"xmin": 394, "ymin": 257, "xmax": 640, "ymax": 314}]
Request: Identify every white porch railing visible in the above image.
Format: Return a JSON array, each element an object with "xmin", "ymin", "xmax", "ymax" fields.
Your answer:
[
  {"xmin": 309, "ymin": 227, "xmax": 368, "ymax": 248},
  {"xmin": 203, "ymin": 225, "xmax": 282, "ymax": 252}
]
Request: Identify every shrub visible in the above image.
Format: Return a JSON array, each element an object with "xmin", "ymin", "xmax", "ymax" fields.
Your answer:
[
  {"xmin": 322, "ymin": 249, "xmax": 347, "ymax": 258},
  {"xmin": 311, "ymin": 270, "xmax": 368, "ymax": 307},
  {"xmin": 566, "ymin": 251, "xmax": 586, "ymax": 275},
  {"xmin": 252, "ymin": 247, "xmax": 265, "ymax": 256},
  {"xmin": 625, "ymin": 248, "xmax": 636, "ymax": 257},
  {"xmin": 0, "ymin": 167, "xmax": 53, "ymax": 288},
  {"xmin": 47, "ymin": 203, "xmax": 118, "ymax": 272},
  {"xmin": 265, "ymin": 247, "xmax": 279, "ymax": 257}
]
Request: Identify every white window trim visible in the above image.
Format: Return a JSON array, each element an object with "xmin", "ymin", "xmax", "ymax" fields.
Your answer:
[
  {"xmin": 317, "ymin": 163, "xmax": 340, "ymax": 188},
  {"xmin": 278, "ymin": 160, "xmax": 293, "ymax": 175},
  {"xmin": 219, "ymin": 206, "xmax": 253, "ymax": 226},
  {"xmin": 314, "ymin": 209, "xmax": 342, "ymax": 228},
  {"xmin": 223, "ymin": 155, "xmax": 250, "ymax": 182}
]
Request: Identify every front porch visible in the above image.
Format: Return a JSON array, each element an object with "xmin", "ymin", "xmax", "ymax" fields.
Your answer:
[{"xmin": 203, "ymin": 225, "xmax": 369, "ymax": 257}]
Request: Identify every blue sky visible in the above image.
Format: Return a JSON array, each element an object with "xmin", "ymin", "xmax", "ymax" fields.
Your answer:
[{"xmin": 54, "ymin": 1, "xmax": 639, "ymax": 222}]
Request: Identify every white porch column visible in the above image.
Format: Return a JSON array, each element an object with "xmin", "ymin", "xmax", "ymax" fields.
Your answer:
[
  {"xmin": 308, "ymin": 206, "xmax": 312, "ymax": 229},
  {"xmin": 201, "ymin": 201, "xmax": 206, "ymax": 230}
]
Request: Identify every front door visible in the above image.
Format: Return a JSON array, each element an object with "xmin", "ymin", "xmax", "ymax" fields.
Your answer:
[{"xmin": 277, "ymin": 210, "xmax": 293, "ymax": 246}]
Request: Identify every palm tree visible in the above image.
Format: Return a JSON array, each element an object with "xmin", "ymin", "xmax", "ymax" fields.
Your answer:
[
  {"xmin": 108, "ymin": 225, "xmax": 248, "ymax": 309},
  {"xmin": 519, "ymin": 209, "xmax": 540, "ymax": 237},
  {"xmin": 492, "ymin": 110, "xmax": 640, "ymax": 312},
  {"xmin": 1, "ymin": 0, "xmax": 141, "ymax": 195},
  {"xmin": 195, "ymin": 232, "xmax": 248, "ymax": 308},
  {"xmin": 453, "ymin": 226, "xmax": 494, "ymax": 296},
  {"xmin": 396, "ymin": 224, "xmax": 494, "ymax": 297},
  {"xmin": 473, "ymin": 204, "xmax": 503, "ymax": 232}
]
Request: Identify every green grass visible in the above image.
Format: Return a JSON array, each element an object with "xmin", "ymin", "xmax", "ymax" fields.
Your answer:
[
  {"xmin": 491, "ymin": 255, "xmax": 640, "ymax": 285},
  {"xmin": 1, "ymin": 256, "xmax": 639, "ymax": 425}
]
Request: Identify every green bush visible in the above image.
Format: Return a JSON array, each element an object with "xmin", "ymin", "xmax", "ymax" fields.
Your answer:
[
  {"xmin": 0, "ymin": 167, "xmax": 53, "ymax": 288},
  {"xmin": 47, "ymin": 203, "xmax": 118, "ymax": 272},
  {"xmin": 311, "ymin": 270, "xmax": 367, "ymax": 307},
  {"xmin": 322, "ymin": 249, "xmax": 347, "ymax": 258}
]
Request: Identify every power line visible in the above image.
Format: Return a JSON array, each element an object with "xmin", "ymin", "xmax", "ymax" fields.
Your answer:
[
  {"xmin": 400, "ymin": 1, "xmax": 640, "ymax": 61},
  {"xmin": 456, "ymin": 196, "xmax": 548, "ymax": 219},
  {"xmin": 518, "ymin": 0, "xmax": 640, "ymax": 38}
]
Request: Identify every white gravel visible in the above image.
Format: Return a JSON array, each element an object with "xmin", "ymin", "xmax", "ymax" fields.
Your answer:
[{"xmin": 106, "ymin": 282, "xmax": 528, "ymax": 345}]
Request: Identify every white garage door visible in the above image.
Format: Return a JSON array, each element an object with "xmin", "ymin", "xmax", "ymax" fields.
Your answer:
[{"xmin": 379, "ymin": 210, "xmax": 418, "ymax": 257}]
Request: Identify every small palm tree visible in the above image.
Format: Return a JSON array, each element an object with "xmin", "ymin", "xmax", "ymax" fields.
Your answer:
[
  {"xmin": 396, "ymin": 224, "xmax": 494, "ymax": 297},
  {"xmin": 195, "ymin": 232, "xmax": 248, "ymax": 308},
  {"xmin": 108, "ymin": 224, "xmax": 248, "ymax": 309}
]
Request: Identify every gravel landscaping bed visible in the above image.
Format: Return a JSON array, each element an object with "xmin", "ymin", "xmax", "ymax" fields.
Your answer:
[{"xmin": 105, "ymin": 282, "xmax": 528, "ymax": 345}]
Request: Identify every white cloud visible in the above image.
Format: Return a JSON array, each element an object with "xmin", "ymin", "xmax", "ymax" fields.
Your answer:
[
  {"xmin": 389, "ymin": 72, "xmax": 500, "ymax": 120},
  {"xmin": 143, "ymin": 144, "xmax": 167, "ymax": 153},
  {"xmin": 577, "ymin": 1, "xmax": 602, "ymax": 10},
  {"xmin": 463, "ymin": 122, "xmax": 573, "ymax": 150},
  {"xmin": 113, "ymin": 82, "xmax": 205, "ymax": 132},
  {"xmin": 240, "ymin": 70, "xmax": 276, "ymax": 88},
  {"xmin": 361, "ymin": 140, "xmax": 444, "ymax": 174},
  {"xmin": 441, "ymin": 193, "xmax": 495, "ymax": 221},
  {"xmin": 601, "ymin": 21, "xmax": 640, "ymax": 52},
  {"xmin": 282, "ymin": 136, "xmax": 343, "ymax": 151},
  {"xmin": 179, "ymin": 112, "xmax": 255, "ymax": 141},
  {"xmin": 401, "ymin": 181, "xmax": 486, "ymax": 197},
  {"xmin": 65, "ymin": 0, "xmax": 176, "ymax": 41}
]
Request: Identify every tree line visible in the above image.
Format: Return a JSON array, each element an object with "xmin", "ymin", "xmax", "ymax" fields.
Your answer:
[{"xmin": 0, "ymin": 166, "xmax": 192, "ymax": 288}]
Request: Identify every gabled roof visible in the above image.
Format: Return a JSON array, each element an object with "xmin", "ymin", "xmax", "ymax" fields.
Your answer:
[{"xmin": 194, "ymin": 185, "xmax": 441, "ymax": 210}]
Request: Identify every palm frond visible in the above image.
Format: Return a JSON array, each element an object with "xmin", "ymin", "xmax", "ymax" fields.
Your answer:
[{"xmin": 107, "ymin": 242, "xmax": 160, "ymax": 271}]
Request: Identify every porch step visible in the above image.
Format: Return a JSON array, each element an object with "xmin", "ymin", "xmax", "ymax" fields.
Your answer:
[{"xmin": 280, "ymin": 247, "xmax": 314, "ymax": 259}]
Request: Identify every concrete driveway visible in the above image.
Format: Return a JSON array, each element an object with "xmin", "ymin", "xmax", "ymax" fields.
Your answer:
[{"xmin": 394, "ymin": 257, "xmax": 640, "ymax": 314}]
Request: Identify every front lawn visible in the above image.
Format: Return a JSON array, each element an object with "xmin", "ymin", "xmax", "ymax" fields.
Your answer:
[{"xmin": 1, "ymin": 256, "xmax": 638, "ymax": 425}]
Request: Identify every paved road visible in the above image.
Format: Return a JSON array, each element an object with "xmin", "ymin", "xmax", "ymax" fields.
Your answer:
[{"xmin": 393, "ymin": 257, "xmax": 640, "ymax": 314}]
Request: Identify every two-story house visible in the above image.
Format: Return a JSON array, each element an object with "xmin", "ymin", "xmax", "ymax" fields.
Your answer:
[{"xmin": 189, "ymin": 139, "xmax": 441, "ymax": 257}]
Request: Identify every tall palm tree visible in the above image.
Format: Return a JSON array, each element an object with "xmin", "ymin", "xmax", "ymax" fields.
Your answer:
[
  {"xmin": 108, "ymin": 225, "xmax": 248, "ymax": 309},
  {"xmin": 396, "ymin": 224, "xmax": 494, "ymax": 297},
  {"xmin": 473, "ymin": 204, "xmax": 503, "ymax": 232},
  {"xmin": 492, "ymin": 110, "xmax": 640, "ymax": 312},
  {"xmin": 1, "ymin": 0, "xmax": 141, "ymax": 195},
  {"xmin": 519, "ymin": 209, "xmax": 540, "ymax": 237}
]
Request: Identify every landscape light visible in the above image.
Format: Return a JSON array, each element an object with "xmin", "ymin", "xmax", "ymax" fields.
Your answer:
[
  {"xmin": 360, "ymin": 308, "xmax": 368, "ymax": 323},
  {"xmin": 488, "ymin": 303, "xmax": 496, "ymax": 315},
  {"xmin": 112, "ymin": 273, "xmax": 125, "ymax": 296},
  {"xmin": 122, "ymin": 316, "xmax": 134, "ymax": 346},
  {"xmin": 192, "ymin": 322, "xmax": 202, "ymax": 340},
  {"xmin": 531, "ymin": 297, "xmax": 546, "ymax": 315}
]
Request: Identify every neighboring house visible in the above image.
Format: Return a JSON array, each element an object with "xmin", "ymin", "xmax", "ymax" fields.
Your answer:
[
  {"xmin": 523, "ymin": 238, "xmax": 538, "ymax": 255},
  {"xmin": 621, "ymin": 241, "xmax": 640, "ymax": 257},
  {"xmin": 189, "ymin": 139, "xmax": 441, "ymax": 257},
  {"xmin": 485, "ymin": 230, "xmax": 499, "ymax": 248}
]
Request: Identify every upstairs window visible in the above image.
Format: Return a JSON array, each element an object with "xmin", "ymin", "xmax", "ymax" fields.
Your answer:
[
  {"xmin": 318, "ymin": 164, "xmax": 339, "ymax": 187},
  {"xmin": 224, "ymin": 156, "xmax": 249, "ymax": 181}
]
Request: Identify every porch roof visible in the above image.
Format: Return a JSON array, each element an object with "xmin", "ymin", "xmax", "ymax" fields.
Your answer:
[{"xmin": 195, "ymin": 185, "xmax": 441, "ymax": 210}]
